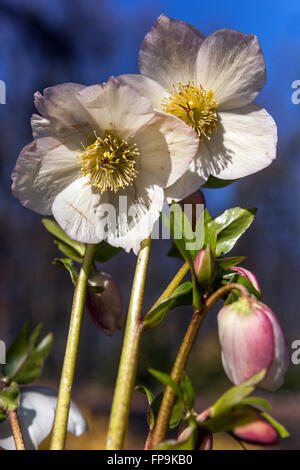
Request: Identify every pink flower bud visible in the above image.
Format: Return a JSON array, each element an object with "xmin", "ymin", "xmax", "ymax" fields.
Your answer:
[
  {"xmin": 179, "ymin": 190, "xmax": 206, "ymax": 230},
  {"xmin": 231, "ymin": 267, "xmax": 261, "ymax": 292},
  {"xmin": 233, "ymin": 415, "xmax": 279, "ymax": 446},
  {"xmin": 217, "ymin": 296, "xmax": 289, "ymax": 391},
  {"xmin": 194, "ymin": 245, "xmax": 215, "ymax": 292},
  {"xmin": 86, "ymin": 271, "xmax": 124, "ymax": 336}
]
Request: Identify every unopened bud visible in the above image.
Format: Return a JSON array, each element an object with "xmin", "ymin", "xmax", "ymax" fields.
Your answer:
[
  {"xmin": 86, "ymin": 271, "xmax": 124, "ymax": 336},
  {"xmin": 217, "ymin": 295, "xmax": 289, "ymax": 391},
  {"xmin": 231, "ymin": 267, "xmax": 261, "ymax": 292},
  {"xmin": 194, "ymin": 245, "xmax": 215, "ymax": 292},
  {"xmin": 233, "ymin": 415, "xmax": 279, "ymax": 446}
]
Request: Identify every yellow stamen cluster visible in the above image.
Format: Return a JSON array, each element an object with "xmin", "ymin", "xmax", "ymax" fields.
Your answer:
[
  {"xmin": 79, "ymin": 131, "xmax": 139, "ymax": 193},
  {"xmin": 162, "ymin": 82, "xmax": 218, "ymax": 141}
]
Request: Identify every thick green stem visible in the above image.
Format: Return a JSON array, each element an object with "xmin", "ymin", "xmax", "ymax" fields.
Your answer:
[
  {"xmin": 151, "ymin": 283, "xmax": 248, "ymax": 447},
  {"xmin": 50, "ymin": 243, "xmax": 96, "ymax": 450},
  {"xmin": 105, "ymin": 238, "xmax": 151, "ymax": 450},
  {"xmin": 8, "ymin": 410, "xmax": 25, "ymax": 450}
]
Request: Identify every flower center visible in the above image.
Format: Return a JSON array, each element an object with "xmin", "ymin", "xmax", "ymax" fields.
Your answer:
[
  {"xmin": 162, "ymin": 82, "xmax": 218, "ymax": 141},
  {"xmin": 79, "ymin": 131, "xmax": 139, "ymax": 193}
]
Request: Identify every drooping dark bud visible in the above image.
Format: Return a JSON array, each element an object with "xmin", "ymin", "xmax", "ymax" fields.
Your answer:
[{"xmin": 86, "ymin": 271, "xmax": 124, "ymax": 336}]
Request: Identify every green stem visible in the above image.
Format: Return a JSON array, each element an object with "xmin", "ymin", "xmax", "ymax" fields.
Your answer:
[
  {"xmin": 105, "ymin": 238, "xmax": 152, "ymax": 450},
  {"xmin": 146, "ymin": 261, "xmax": 190, "ymax": 313},
  {"xmin": 151, "ymin": 283, "xmax": 248, "ymax": 447},
  {"xmin": 7, "ymin": 410, "xmax": 25, "ymax": 450},
  {"xmin": 50, "ymin": 243, "xmax": 96, "ymax": 450}
]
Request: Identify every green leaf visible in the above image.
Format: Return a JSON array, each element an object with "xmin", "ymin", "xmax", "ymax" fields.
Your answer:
[
  {"xmin": 203, "ymin": 210, "xmax": 217, "ymax": 256},
  {"xmin": 204, "ymin": 404, "xmax": 260, "ymax": 433},
  {"xmin": 169, "ymin": 396, "xmax": 185, "ymax": 429},
  {"xmin": 239, "ymin": 397, "xmax": 272, "ymax": 412},
  {"xmin": 262, "ymin": 412, "xmax": 290, "ymax": 439},
  {"xmin": 181, "ymin": 373, "xmax": 195, "ymax": 410},
  {"xmin": 216, "ymin": 256, "xmax": 246, "ymax": 271},
  {"xmin": 42, "ymin": 219, "xmax": 85, "ymax": 261},
  {"xmin": 203, "ymin": 175, "xmax": 236, "ymax": 189},
  {"xmin": 0, "ymin": 381, "xmax": 20, "ymax": 413},
  {"xmin": 53, "ymin": 258, "xmax": 79, "ymax": 284},
  {"xmin": 211, "ymin": 370, "xmax": 266, "ymax": 417},
  {"xmin": 167, "ymin": 242, "xmax": 184, "ymax": 260},
  {"xmin": 3, "ymin": 323, "xmax": 53, "ymax": 384},
  {"xmin": 135, "ymin": 385, "xmax": 155, "ymax": 406},
  {"xmin": 94, "ymin": 241, "xmax": 122, "ymax": 262},
  {"xmin": 223, "ymin": 273, "xmax": 261, "ymax": 303},
  {"xmin": 213, "ymin": 207, "xmax": 257, "ymax": 256},
  {"xmin": 148, "ymin": 368, "xmax": 183, "ymax": 400},
  {"xmin": 143, "ymin": 281, "xmax": 193, "ymax": 328}
]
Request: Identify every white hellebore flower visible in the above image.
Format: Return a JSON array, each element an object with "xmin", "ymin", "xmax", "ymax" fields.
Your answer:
[
  {"xmin": 0, "ymin": 387, "xmax": 87, "ymax": 450},
  {"xmin": 120, "ymin": 14, "xmax": 277, "ymax": 201},
  {"xmin": 12, "ymin": 77, "xmax": 198, "ymax": 254}
]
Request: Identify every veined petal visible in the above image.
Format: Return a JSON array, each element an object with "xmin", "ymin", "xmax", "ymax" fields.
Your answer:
[
  {"xmin": 52, "ymin": 177, "xmax": 108, "ymax": 244},
  {"xmin": 204, "ymin": 103, "xmax": 277, "ymax": 180},
  {"xmin": 12, "ymin": 137, "xmax": 80, "ymax": 215},
  {"xmin": 107, "ymin": 171, "xmax": 164, "ymax": 254},
  {"xmin": 52, "ymin": 173, "xmax": 164, "ymax": 254},
  {"xmin": 77, "ymin": 77, "xmax": 155, "ymax": 140},
  {"xmin": 196, "ymin": 29, "xmax": 266, "ymax": 110},
  {"xmin": 134, "ymin": 112, "xmax": 199, "ymax": 188},
  {"xmin": 139, "ymin": 14, "xmax": 205, "ymax": 89},
  {"xmin": 33, "ymin": 83, "xmax": 93, "ymax": 143},
  {"xmin": 0, "ymin": 387, "xmax": 87, "ymax": 450},
  {"xmin": 118, "ymin": 74, "xmax": 166, "ymax": 110},
  {"xmin": 164, "ymin": 161, "xmax": 206, "ymax": 203}
]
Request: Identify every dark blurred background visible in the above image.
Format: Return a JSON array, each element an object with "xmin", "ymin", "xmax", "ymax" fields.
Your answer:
[{"xmin": 0, "ymin": 0, "xmax": 299, "ymax": 450}]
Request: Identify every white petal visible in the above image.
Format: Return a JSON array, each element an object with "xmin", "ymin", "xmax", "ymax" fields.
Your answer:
[
  {"xmin": 196, "ymin": 29, "xmax": 266, "ymax": 110},
  {"xmin": 12, "ymin": 137, "xmax": 81, "ymax": 215},
  {"xmin": 0, "ymin": 387, "xmax": 87, "ymax": 450},
  {"xmin": 164, "ymin": 161, "xmax": 206, "ymax": 203},
  {"xmin": 32, "ymin": 83, "xmax": 93, "ymax": 144},
  {"xmin": 107, "ymin": 171, "xmax": 164, "ymax": 254},
  {"xmin": 134, "ymin": 112, "xmax": 199, "ymax": 188},
  {"xmin": 203, "ymin": 103, "xmax": 277, "ymax": 180},
  {"xmin": 118, "ymin": 74, "xmax": 166, "ymax": 110},
  {"xmin": 52, "ymin": 177, "xmax": 108, "ymax": 243},
  {"xmin": 52, "ymin": 173, "xmax": 164, "ymax": 254},
  {"xmin": 77, "ymin": 77, "xmax": 154, "ymax": 140},
  {"xmin": 139, "ymin": 14, "xmax": 205, "ymax": 89}
]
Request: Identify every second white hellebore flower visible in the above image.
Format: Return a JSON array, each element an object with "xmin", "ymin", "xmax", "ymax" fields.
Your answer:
[
  {"xmin": 0, "ymin": 387, "xmax": 87, "ymax": 450},
  {"xmin": 12, "ymin": 77, "xmax": 198, "ymax": 254},
  {"xmin": 120, "ymin": 14, "xmax": 277, "ymax": 200}
]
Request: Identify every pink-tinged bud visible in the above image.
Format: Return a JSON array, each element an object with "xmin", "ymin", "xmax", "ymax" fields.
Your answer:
[
  {"xmin": 179, "ymin": 190, "xmax": 206, "ymax": 230},
  {"xmin": 231, "ymin": 267, "xmax": 261, "ymax": 292},
  {"xmin": 194, "ymin": 245, "xmax": 215, "ymax": 292},
  {"xmin": 86, "ymin": 271, "xmax": 124, "ymax": 336},
  {"xmin": 233, "ymin": 416, "xmax": 279, "ymax": 446},
  {"xmin": 217, "ymin": 296, "xmax": 289, "ymax": 391},
  {"xmin": 178, "ymin": 410, "xmax": 213, "ymax": 450}
]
